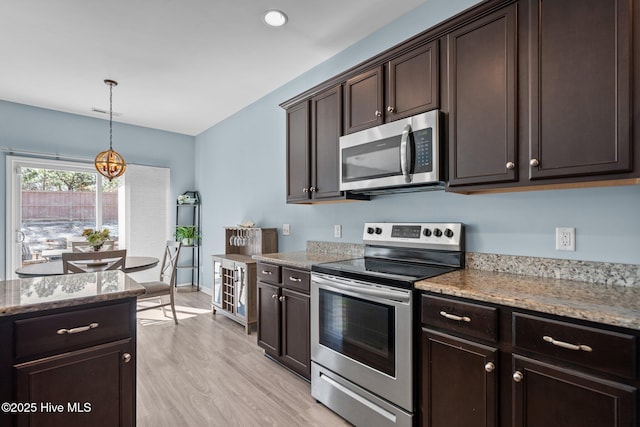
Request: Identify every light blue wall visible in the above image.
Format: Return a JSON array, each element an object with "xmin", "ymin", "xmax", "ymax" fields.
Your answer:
[
  {"xmin": 195, "ymin": 0, "xmax": 640, "ymax": 292},
  {"xmin": 0, "ymin": 100, "xmax": 195, "ymax": 279}
]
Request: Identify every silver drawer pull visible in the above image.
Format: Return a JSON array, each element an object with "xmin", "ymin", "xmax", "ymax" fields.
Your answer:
[
  {"xmin": 440, "ymin": 311, "xmax": 471, "ymax": 323},
  {"xmin": 543, "ymin": 335, "xmax": 592, "ymax": 352},
  {"xmin": 261, "ymin": 270, "xmax": 273, "ymax": 275},
  {"xmin": 57, "ymin": 322, "xmax": 99, "ymax": 335},
  {"xmin": 289, "ymin": 276, "xmax": 302, "ymax": 282}
]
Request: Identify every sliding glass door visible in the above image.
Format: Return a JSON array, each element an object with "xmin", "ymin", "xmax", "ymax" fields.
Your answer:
[{"xmin": 6, "ymin": 156, "xmax": 120, "ymax": 278}]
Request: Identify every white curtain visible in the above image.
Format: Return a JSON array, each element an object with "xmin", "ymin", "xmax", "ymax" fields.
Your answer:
[{"xmin": 121, "ymin": 164, "xmax": 171, "ymax": 282}]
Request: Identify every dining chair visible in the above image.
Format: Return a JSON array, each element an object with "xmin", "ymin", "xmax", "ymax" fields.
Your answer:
[
  {"xmin": 62, "ymin": 250, "xmax": 127, "ymax": 273},
  {"xmin": 136, "ymin": 241, "xmax": 182, "ymax": 324}
]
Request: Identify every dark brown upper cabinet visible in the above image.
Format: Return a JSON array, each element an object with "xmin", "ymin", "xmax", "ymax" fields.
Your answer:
[
  {"xmin": 310, "ymin": 85, "xmax": 343, "ymax": 201},
  {"xmin": 285, "ymin": 100, "xmax": 310, "ymax": 203},
  {"xmin": 286, "ymin": 86, "xmax": 367, "ymax": 203},
  {"xmin": 447, "ymin": 4, "xmax": 518, "ymax": 187},
  {"xmin": 344, "ymin": 66, "xmax": 385, "ymax": 134},
  {"xmin": 527, "ymin": 0, "xmax": 632, "ymax": 180},
  {"xmin": 344, "ymin": 40, "xmax": 439, "ymax": 134},
  {"xmin": 386, "ymin": 41, "xmax": 439, "ymax": 122}
]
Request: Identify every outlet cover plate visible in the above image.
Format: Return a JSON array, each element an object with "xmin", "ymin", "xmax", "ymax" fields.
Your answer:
[
  {"xmin": 555, "ymin": 227, "xmax": 575, "ymax": 251},
  {"xmin": 282, "ymin": 224, "xmax": 290, "ymax": 236},
  {"xmin": 334, "ymin": 224, "xmax": 342, "ymax": 238}
]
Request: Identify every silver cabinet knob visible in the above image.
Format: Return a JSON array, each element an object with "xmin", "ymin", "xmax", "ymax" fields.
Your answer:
[
  {"xmin": 530, "ymin": 159, "xmax": 540, "ymax": 167},
  {"xmin": 278, "ymin": 296, "xmax": 286, "ymax": 302},
  {"xmin": 513, "ymin": 371, "xmax": 524, "ymax": 382},
  {"xmin": 302, "ymin": 188, "xmax": 308, "ymax": 193},
  {"xmin": 122, "ymin": 353, "xmax": 132, "ymax": 363},
  {"xmin": 309, "ymin": 187, "xmax": 316, "ymax": 192},
  {"xmin": 387, "ymin": 106, "xmax": 395, "ymax": 113},
  {"xmin": 506, "ymin": 161, "xmax": 516, "ymax": 170},
  {"xmin": 375, "ymin": 110, "xmax": 382, "ymax": 117},
  {"xmin": 484, "ymin": 362, "xmax": 495, "ymax": 373},
  {"xmin": 271, "ymin": 294, "xmax": 278, "ymax": 300}
]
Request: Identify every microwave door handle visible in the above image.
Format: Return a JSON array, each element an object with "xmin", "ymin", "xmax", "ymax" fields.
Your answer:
[{"xmin": 400, "ymin": 124, "xmax": 412, "ymax": 183}]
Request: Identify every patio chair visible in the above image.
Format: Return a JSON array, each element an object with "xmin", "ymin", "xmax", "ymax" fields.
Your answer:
[
  {"xmin": 136, "ymin": 241, "xmax": 181, "ymax": 324},
  {"xmin": 62, "ymin": 250, "xmax": 127, "ymax": 273}
]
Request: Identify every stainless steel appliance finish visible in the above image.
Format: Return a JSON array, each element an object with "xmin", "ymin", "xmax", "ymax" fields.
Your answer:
[
  {"xmin": 339, "ymin": 110, "xmax": 442, "ymax": 194},
  {"xmin": 311, "ymin": 222, "xmax": 464, "ymax": 427}
]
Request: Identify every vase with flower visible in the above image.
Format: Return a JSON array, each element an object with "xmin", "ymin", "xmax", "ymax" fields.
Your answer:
[{"xmin": 82, "ymin": 228, "xmax": 111, "ymax": 251}]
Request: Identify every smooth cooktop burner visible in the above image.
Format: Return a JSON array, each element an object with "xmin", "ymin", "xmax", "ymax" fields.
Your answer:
[{"xmin": 312, "ymin": 257, "xmax": 457, "ymax": 289}]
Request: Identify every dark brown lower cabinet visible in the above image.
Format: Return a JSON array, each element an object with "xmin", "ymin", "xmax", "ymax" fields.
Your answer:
[
  {"xmin": 15, "ymin": 339, "xmax": 134, "ymax": 427},
  {"xmin": 512, "ymin": 355, "xmax": 636, "ymax": 427},
  {"xmin": 1, "ymin": 298, "xmax": 136, "ymax": 427},
  {"xmin": 421, "ymin": 329, "xmax": 498, "ymax": 427},
  {"xmin": 257, "ymin": 268, "xmax": 311, "ymax": 380}
]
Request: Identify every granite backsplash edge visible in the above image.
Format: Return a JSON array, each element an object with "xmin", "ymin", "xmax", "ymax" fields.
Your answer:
[{"xmin": 306, "ymin": 241, "xmax": 640, "ymax": 288}]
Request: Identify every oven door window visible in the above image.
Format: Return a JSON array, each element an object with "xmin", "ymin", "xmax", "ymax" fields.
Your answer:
[{"xmin": 318, "ymin": 288, "xmax": 395, "ymax": 377}]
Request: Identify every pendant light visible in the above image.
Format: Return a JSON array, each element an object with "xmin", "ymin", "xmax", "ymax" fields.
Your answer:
[{"xmin": 94, "ymin": 79, "xmax": 126, "ymax": 180}]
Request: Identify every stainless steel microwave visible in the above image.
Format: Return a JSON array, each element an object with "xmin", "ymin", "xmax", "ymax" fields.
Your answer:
[{"xmin": 339, "ymin": 110, "xmax": 442, "ymax": 194}]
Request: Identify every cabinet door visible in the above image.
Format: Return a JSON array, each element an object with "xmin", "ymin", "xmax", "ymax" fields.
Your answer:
[
  {"xmin": 447, "ymin": 4, "xmax": 518, "ymax": 187},
  {"xmin": 528, "ymin": 0, "xmax": 632, "ymax": 180},
  {"xmin": 386, "ymin": 41, "xmax": 439, "ymax": 121},
  {"xmin": 257, "ymin": 282, "xmax": 280, "ymax": 356},
  {"xmin": 15, "ymin": 339, "xmax": 134, "ymax": 427},
  {"xmin": 311, "ymin": 85, "xmax": 343, "ymax": 200},
  {"xmin": 512, "ymin": 355, "xmax": 636, "ymax": 427},
  {"xmin": 281, "ymin": 288, "xmax": 310, "ymax": 379},
  {"xmin": 344, "ymin": 66, "xmax": 384, "ymax": 134},
  {"xmin": 286, "ymin": 101, "xmax": 311, "ymax": 202},
  {"xmin": 421, "ymin": 329, "xmax": 498, "ymax": 427}
]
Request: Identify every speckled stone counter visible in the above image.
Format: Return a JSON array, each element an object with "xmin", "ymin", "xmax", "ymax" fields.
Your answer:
[
  {"xmin": 0, "ymin": 270, "xmax": 145, "ymax": 316},
  {"xmin": 416, "ymin": 269, "xmax": 640, "ymax": 330},
  {"xmin": 252, "ymin": 241, "xmax": 364, "ymax": 270}
]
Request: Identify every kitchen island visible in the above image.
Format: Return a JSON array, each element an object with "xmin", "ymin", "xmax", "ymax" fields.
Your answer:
[{"xmin": 0, "ymin": 271, "xmax": 144, "ymax": 427}]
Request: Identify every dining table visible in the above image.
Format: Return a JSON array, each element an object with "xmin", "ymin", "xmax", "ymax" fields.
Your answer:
[{"xmin": 15, "ymin": 256, "xmax": 160, "ymax": 278}]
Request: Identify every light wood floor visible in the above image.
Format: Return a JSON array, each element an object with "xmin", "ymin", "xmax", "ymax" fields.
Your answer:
[{"xmin": 136, "ymin": 288, "xmax": 351, "ymax": 426}]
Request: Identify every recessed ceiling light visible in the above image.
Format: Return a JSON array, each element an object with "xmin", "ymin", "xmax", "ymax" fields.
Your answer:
[{"xmin": 263, "ymin": 10, "xmax": 288, "ymax": 27}]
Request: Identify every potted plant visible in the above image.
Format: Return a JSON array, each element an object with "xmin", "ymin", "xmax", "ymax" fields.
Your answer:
[
  {"xmin": 82, "ymin": 228, "xmax": 110, "ymax": 251},
  {"xmin": 174, "ymin": 226, "xmax": 200, "ymax": 246}
]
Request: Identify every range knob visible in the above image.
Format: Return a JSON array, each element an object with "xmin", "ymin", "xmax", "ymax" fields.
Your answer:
[
  {"xmin": 433, "ymin": 228, "xmax": 443, "ymax": 237},
  {"xmin": 444, "ymin": 228, "xmax": 454, "ymax": 238},
  {"xmin": 423, "ymin": 228, "xmax": 432, "ymax": 237},
  {"xmin": 375, "ymin": 227, "xmax": 383, "ymax": 235},
  {"xmin": 367, "ymin": 227, "xmax": 375, "ymax": 235}
]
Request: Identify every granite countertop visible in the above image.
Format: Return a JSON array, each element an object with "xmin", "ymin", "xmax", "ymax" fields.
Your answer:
[
  {"xmin": 0, "ymin": 270, "xmax": 145, "ymax": 317},
  {"xmin": 416, "ymin": 269, "xmax": 640, "ymax": 330},
  {"xmin": 252, "ymin": 251, "xmax": 358, "ymax": 270}
]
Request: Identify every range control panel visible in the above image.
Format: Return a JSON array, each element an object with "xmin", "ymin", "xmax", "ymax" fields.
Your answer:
[{"xmin": 363, "ymin": 222, "xmax": 463, "ymax": 251}]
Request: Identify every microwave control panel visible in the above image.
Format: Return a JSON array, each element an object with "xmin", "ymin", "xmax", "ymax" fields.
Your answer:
[{"xmin": 412, "ymin": 128, "xmax": 433, "ymax": 173}]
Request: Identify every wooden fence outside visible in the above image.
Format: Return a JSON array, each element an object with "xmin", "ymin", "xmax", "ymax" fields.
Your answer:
[{"xmin": 21, "ymin": 191, "xmax": 118, "ymax": 221}]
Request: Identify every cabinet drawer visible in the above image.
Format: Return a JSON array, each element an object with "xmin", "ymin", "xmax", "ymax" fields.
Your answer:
[
  {"xmin": 513, "ymin": 313, "xmax": 637, "ymax": 379},
  {"xmin": 14, "ymin": 302, "xmax": 133, "ymax": 360},
  {"xmin": 257, "ymin": 263, "xmax": 281, "ymax": 284},
  {"xmin": 421, "ymin": 294, "xmax": 498, "ymax": 342},
  {"xmin": 282, "ymin": 268, "xmax": 310, "ymax": 293}
]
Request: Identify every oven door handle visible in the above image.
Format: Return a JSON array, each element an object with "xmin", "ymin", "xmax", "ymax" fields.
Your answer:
[{"xmin": 313, "ymin": 275, "xmax": 411, "ymax": 303}]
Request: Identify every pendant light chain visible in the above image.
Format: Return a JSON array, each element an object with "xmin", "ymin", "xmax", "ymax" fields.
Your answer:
[{"xmin": 109, "ymin": 81, "xmax": 113, "ymax": 150}]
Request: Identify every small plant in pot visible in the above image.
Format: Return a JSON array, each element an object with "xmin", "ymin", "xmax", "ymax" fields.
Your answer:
[
  {"xmin": 82, "ymin": 228, "xmax": 110, "ymax": 251},
  {"xmin": 175, "ymin": 226, "xmax": 200, "ymax": 246}
]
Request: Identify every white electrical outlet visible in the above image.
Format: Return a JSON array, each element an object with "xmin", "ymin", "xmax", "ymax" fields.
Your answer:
[
  {"xmin": 282, "ymin": 224, "xmax": 290, "ymax": 236},
  {"xmin": 334, "ymin": 224, "xmax": 342, "ymax": 238},
  {"xmin": 555, "ymin": 227, "xmax": 575, "ymax": 251}
]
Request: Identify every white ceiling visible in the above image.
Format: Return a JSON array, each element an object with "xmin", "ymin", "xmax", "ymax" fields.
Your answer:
[{"xmin": 0, "ymin": 0, "xmax": 428, "ymax": 136}]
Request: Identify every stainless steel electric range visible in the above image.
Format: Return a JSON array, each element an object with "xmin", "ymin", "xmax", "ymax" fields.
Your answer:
[{"xmin": 310, "ymin": 222, "xmax": 464, "ymax": 427}]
